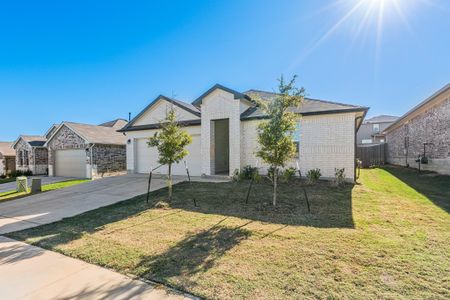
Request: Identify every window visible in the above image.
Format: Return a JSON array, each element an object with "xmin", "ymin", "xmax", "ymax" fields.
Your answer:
[
  {"xmin": 293, "ymin": 123, "xmax": 300, "ymax": 157},
  {"xmin": 373, "ymin": 123, "xmax": 380, "ymax": 133},
  {"xmin": 362, "ymin": 139, "xmax": 372, "ymax": 144},
  {"xmin": 23, "ymin": 150, "xmax": 29, "ymax": 166},
  {"xmin": 19, "ymin": 150, "xmax": 23, "ymax": 166}
]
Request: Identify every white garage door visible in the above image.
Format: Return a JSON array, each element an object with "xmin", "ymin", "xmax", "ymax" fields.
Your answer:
[
  {"xmin": 135, "ymin": 134, "xmax": 202, "ymax": 176},
  {"xmin": 55, "ymin": 149, "xmax": 86, "ymax": 178}
]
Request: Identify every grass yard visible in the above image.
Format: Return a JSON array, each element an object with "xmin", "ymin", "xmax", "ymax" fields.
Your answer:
[
  {"xmin": 7, "ymin": 167, "xmax": 450, "ymax": 299},
  {"xmin": 0, "ymin": 179, "xmax": 90, "ymax": 202},
  {"xmin": 0, "ymin": 177, "xmax": 16, "ymax": 184}
]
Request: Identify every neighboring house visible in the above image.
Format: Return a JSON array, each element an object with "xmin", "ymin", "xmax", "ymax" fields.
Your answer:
[
  {"xmin": 45, "ymin": 120, "xmax": 128, "ymax": 178},
  {"xmin": 384, "ymin": 83, "xmax": 450, "ymax": 175},
  {"xmin": 356, "ymin": 115, "xmax": 398, "ymax": 144},
  {"xmin": 12, "ymin": 135, "xmax": 48, "ymax": 175},
  {"xmin": 0, "ymin": 142, "xmax": 16, "ymax": 176},
  {"xmin": 119, "ymin": 84, "xmax": 368, "ymax": 181}
]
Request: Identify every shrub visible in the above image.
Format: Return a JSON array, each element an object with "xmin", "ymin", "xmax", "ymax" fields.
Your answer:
[
  {"xmin": 10, "ymin": 170, "xmax": 24, "ymax": 178},
  {"xmin": 23, "ymin": 170, "xmax": 33, "ymax": 176},
  {"xmin": 306, "ymin": 168, "xmax": 321, "ymax": 185},
  {"xmin": 0, "ymin": 174, "xmax": 6, "ymax": 179},
  {"xmin": 332, "ymin": 168, "xmax": 346, "ymax": 187},
  {"xmin": 240, "ymin": 165, "xmax": 258, "ymax": 180},
  {"xmin": 281, "ymin": 167, "xmax": 297, "ymax": 183}
]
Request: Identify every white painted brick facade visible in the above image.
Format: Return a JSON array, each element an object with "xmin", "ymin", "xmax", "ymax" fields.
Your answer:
[
  {"xmin": 200, "ymin": 89, "xmax": 246, "ymax": 175},
  {"xmin": 241, "ymin": 113, "xmax": 356, "ymax": 180},
  {"xmin": 134, "ymin": 100, "xmax": 199, "ymax": 126},
  {"xmin": 125, "ymin": 88, "xmax": 358, "ymax": 181}
]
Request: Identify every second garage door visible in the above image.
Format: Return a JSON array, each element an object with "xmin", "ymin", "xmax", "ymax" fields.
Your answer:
[
  {"xmin": 135, "ymin": 134, "xmax": 202, "ymax": 175},
  {"xmin": 55, "ymin": 149, "xmax": 86, "ymax": 178}
]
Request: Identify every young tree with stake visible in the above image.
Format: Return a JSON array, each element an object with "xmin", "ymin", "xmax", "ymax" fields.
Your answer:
[
  {"xmin": 148, "ymin": 106, "xmax": 192, "ymax": 202},
  {"xmin": 255, "ymin": 75, "xmax": 304, "ymax": 206}
]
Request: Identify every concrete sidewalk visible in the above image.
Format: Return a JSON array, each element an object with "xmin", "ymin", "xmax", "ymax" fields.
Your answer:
[
  {"xmin": 0, "ymin": 176, "xmax": 76, "ymax": 193},
  {"xmin": 0, "ymin": 236, "xmax": 192, "ymax": 300}
]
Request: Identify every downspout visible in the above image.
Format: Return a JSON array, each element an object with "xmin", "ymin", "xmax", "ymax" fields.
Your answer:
[
  {"xmin": 354, "ymin": 116, "xmax": 363, "ymax": 182},
  {"xmin": 89, "ymin": 143, "xmax": 95, "ymax": 179}
]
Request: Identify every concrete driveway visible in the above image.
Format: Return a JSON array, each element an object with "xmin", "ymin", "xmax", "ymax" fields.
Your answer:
[
  {"xmin": 0, "ymin": 176, "xmax": 76, "ymax": 193},
  {"xmin": 0, "ymin": 174, "xmax": 181, "ymax": 234}
]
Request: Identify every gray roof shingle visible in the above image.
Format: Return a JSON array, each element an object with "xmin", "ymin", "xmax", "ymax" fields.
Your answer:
[
  {"xmin": 0, "ymin": 142, "xmax": 15, "ymax": 156},
  {"xmin": 241, "ymin": 90, "xmax": 368, "ymax": 119},
  {"xmin": 64, "ymin": 122, "xmax": 126, "ymax": 145}
]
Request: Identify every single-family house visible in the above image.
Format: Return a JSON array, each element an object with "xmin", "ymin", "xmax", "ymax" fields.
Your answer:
[
  {"xmin": 45, "ymin": 120, "xmax": 128, "ymax": 178},
  {"xmin": 384, "ymin": 83, "xmax": 450, "ymax": 174},
  {"xmin": 119, "ymin": 84, "xmax": 368, "ymax": 181},
  {"xmin": 0, "ymin": 142, "xmax": 16, "ymax": 176},
  {"xmin": 357, "ymin": 115, "xmax": 398, "ymax": 144},
  {"xmin": 13, "ymin": 135, "xmax": 48, "ymax": 175}
]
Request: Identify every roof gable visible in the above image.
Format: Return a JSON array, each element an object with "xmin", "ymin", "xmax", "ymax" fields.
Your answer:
[
  {"xmin": 192, "ymin": 84, "xmax": 251, "ymax": 107},
  {"xmin": 12, "ymin": 135, "xmax": 47, "ymax": 149},
  {"xmin": 384, "ymin": 83, "xmax": 450, "ymax": 133},
  {"xmin": 46, "ymin": 122, "xmax": 126, "ymax": 146},
  {"xmin": 120, "ymin": 95, "xmax": 200, "ymax": 131}
]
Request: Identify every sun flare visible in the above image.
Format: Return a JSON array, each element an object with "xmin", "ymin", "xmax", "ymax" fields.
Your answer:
[{"xmin": 291, "ymin": 0, "xmax": 425, "ymax": 73}]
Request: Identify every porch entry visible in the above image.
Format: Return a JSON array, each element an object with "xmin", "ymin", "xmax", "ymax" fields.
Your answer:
[{"xmin": 212, "ymin": 118, "xmax": 229, "ymax": 175}]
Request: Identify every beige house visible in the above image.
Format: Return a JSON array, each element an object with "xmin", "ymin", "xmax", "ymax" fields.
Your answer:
[
  {"xmin": 119, "ymin": 84, "xmax": 368, "ymax": 182},
  {"xmin": 384, "ymin": 83, "xmax": 450, "ymax": 174},
  {"xmin": 0, "ymin": 142, "xmax": 16, "ymax": 176}
]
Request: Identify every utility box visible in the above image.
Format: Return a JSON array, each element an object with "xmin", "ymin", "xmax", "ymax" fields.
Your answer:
[
  {"xmin": 31, "ymin": 178, "xmax": 42, "ymax": 193},
  {"xmin": 16, "ymin": 176, "xmax": 28, "ymax": 193}
]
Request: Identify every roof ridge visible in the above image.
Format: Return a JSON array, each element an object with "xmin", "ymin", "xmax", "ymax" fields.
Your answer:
[{"xmin": 245, "ymin": 89, "xmax": 364, "ymax": 109}]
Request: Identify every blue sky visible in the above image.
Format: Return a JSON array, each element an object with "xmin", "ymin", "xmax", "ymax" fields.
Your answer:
[{"xmin": 1, "ymin": 0, "xmax": 449, "ymax": 141}]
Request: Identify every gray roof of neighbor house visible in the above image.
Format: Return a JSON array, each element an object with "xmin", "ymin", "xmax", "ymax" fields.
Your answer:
[
  {"xmin": 98, "ymin": 119, "xmax": 129, "ymax": 129},
  {"xmin": 241, "ymin": 90, "xmax": 368, "ymax": 119},
  {"xmin": 16, "ymin": 135, "xmax": 47, "ymax": 147},
  {"xmin": 62, "ymin": 122, "xmax": 126, "ymax": 145},
  {"xmin": 364, "ymin": 115, "xmax": 399, "ymax": 124},
  {"xmin": 0, "ymin": 142, "xmax": 15, "ymax": 156},
  {"xmin": 58, "ymin": 122, "xmax": 126, "ymax": 145}
]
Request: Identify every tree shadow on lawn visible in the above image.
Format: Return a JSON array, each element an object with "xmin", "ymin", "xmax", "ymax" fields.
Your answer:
[
  {"xmin": 135, "ymin": 220, "xmax": 251, "ymax": 284},
  {"xmin": 382, "ymin": 165, "xmax": 450, "ymax": 213},
  {"xmin": 166, "ymin": 180, "xmax": 355, "ymax": 228},
  {"xmin": 8, "ymin": 179, "xmax": 355, "ymax": 249}
]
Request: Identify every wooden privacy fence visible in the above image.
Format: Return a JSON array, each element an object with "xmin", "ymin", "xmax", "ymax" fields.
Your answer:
[{"xmin": 357, "ymin": 143, "xmax": 386, "ymax": 168}]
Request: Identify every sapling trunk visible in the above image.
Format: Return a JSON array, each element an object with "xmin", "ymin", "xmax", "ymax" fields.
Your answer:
[
  {"xmin": 273, "ymin": 167, "xmax": 278, "ymax": 206},
  {"xmin": 168, "ymin": 163, "xmax": 172, "ymax": 201}
]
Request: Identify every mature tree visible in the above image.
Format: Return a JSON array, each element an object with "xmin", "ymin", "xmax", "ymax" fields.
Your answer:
[
  {"xmin": 255, "ymin": 75, "xmax": 304, "ymax": 206},
  {"xmin": 148, "ymin": 107, "xmax": 192, "ymax": 201}
]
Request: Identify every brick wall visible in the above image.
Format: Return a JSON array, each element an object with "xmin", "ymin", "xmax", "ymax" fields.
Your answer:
[
  {"xmin": 241, "ymin": 113, "xmax": 356, "ymax": 180},
  {"xmin": 47, "ymin": 125, "xmax": 88, "ymax": 167},
  {"xmin": 386, "ymin": 95, "xmax": 450, "ymax": 174},
  {"xmin": 92, "ymin": 144, "xmax": 126, "ymax": 177},
  {"xmin": 200, "ymin": 89, "xmax": 246, "ymax": 175}
]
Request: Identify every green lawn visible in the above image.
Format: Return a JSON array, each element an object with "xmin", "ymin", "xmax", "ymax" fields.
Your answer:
[
  {"xmin": 7, "ymin": 167, "xmax": 450, "ymax": 299},
  {"xmin": 0, "ymin": 179, "xmax": 90, "ymax": 202},
  {"xmin": 0, "ymin": 177, "xmax": 16, "ymax": 184}
]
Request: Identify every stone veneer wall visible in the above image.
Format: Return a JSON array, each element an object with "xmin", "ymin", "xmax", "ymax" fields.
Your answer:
[
  {"xmin": 14, "ymin": 139, "xmax": 48, "ymax": 174},
  {"xmin": 92, "ymin": 144, "xmax": 126, "ymax": 177},
  {"xmin": 386, "ymin": 96, "xmax": 450, "ymax": 174},
  {"xmin": 34, "ymin": 147, "xmax": 49, "ymax": 175},
  {"xmin": 47, "ymin": 125, "xmax": 88, "ymax": 168}
]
